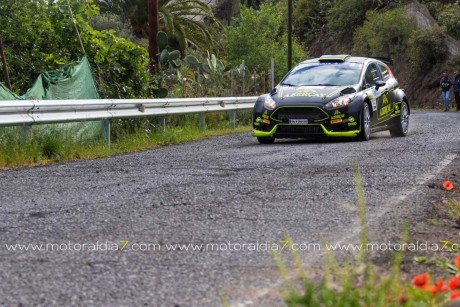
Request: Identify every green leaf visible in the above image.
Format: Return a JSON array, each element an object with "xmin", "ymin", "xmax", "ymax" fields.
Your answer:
[
  {"xmin": 211, "ymin": 54, "xmax": 217, "ymax": 70},
  {"xmin": 153, "ymin": 88, "xmax": 168, "ymax": 98},
  {"xmin": 172, "ymin": 59, "xmax": 182, "ymax": 68},
  {"xmin": 184, "ymin": 55, "xmax": 199, "ymax": 65},
  {"xmin": 159, "ymin": 49, "xmax": 169, "ymax": 65},
  {"xmin": 198, "ymin": 63, "xmax": 212, "ymax": 74},
  {"xmin": 169, "ymin": 50, "xmax": 181, "ymax": 61},
  {"xmin": 157, "ymin": 31, "xmax": 168, "ymax": 51}
]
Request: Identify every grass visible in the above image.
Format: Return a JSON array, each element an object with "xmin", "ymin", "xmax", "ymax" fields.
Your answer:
[
  {"xmin": 277, "ymin": 166, "xmax": 458, "ymax": 306},
  {"xmin": 0, "ymin": 112, "xmax": 252, "ymax": 168}
]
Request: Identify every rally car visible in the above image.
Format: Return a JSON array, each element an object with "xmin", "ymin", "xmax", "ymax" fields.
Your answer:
[{"xmin": 252, "ymin": 55, "xmax": 409, "ymax": 144}]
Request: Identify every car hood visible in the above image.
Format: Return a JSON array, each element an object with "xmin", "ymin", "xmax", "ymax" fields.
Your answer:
[{"xmin": 271, "ymin": 85, "xmax": 357, "ymax": 105}]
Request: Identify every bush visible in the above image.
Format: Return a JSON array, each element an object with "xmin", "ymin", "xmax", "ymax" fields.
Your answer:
[
  {"xmin": 0, "ymin": 0, "xmax": 151, "ymax": 99},
  {"xmin": 437, "ymin": 4, "xmax": 460, "ymax": 40},
  {"xmin": 293, "ymin": 0, "xmax": 331, "ymax": 46},
  {"xmin": 88, "ymin": 13, "xmax": 148, "ymax": 48},
  {"xmin": 353, "ymin": 8, "xmax": 413, "ymax": 59},
  {"xmin": 327, "ymin": 0, "xmax": 371, "ymax": 44},
  {"xmin": 408, "ymin": 26, "xmax": 448, "ymax": 72},
  {"xmin": 225, "ymin": 1, "xmax": 307, "ymax": 82}
]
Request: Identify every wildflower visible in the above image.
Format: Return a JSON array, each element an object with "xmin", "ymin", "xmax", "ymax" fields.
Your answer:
[
  {"xmin": 412, "ymin": 273, "xmax": 429, "ymax": 288},
  {"xmin": 399, "ymin": 295, "xmax": 407, "ymax": 304},
  {"xmin": 435, "ymin": 279, "xmax": 448, "ymax": 293},
  {"xmin": 421, "ymin": 284, "xmax": 438, "ymax": 296},
  {"xmin": 449, "ymin": 276, "xmax": 460, "ymax": 290},
  {"xmin": 455, "ymin": 255, "xmax": 460, "ymax": 269},
  {"xmin": 182, "ymin": 77, "xmax": 187, "ymax": 82},
  {"xmin": 451, "ymin": 291, "xmax": 460, "ymax": 301},
  {"xmin": 443, "ymin": 180, "xmax": 454, "ymax": 191}
]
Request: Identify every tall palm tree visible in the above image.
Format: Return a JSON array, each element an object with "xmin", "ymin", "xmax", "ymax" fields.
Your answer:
[
  {"xmin": 159, "ymin": 0, "xmax": 218, "ymax": 52},
  {"xmin": 98, "ymin": 0, "xmax": 219, "ymax": 53}
]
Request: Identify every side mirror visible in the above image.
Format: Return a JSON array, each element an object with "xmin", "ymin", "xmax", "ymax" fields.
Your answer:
[{"xmin": 375, "ymin": 80, "xmax": 386, "ymax": 90}]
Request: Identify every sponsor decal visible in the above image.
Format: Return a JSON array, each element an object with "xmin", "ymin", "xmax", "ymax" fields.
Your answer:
[
  {"xmin": 348, "ymin": 116, "xmax": 355, "ymax": 123},
  {"xmin": 331, "ymin": 110, "xmax": 345, "ymax": 120},
  {"xmin": 371, "ymin": 88, "xmax": 381, "ymax": 99},
  {"xmin": 256, "ymin": 117, "xmax": 270, "ymax": 125},
  {"xmin": 371, "ymin": 99, "xmax": 377, "ymax": 111},
  {"xmin": 284, "ymin": 89, "xmax": 323, "ymax": 98},
  {"xmin": 262, "ymin": 110, "xmax": 269, "ymax": 119},
  {"xmin": 379, "ymin": 94, "xmax": 393, "ymax": 117},
  {"xmin": 331, "ymin": 118, "xmax": 343, "ymax": 124}
]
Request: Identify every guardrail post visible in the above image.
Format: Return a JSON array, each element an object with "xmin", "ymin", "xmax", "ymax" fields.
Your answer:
[
  {"xmin": 199, "ymin": 113, "xmax": 206, "ymax": 131},
  {"xmin": 159, "ymin": 116, "xmax": 166, "ymax": 134},
  {"xmin": 22, "ymin": 124, "xmax": 30, "ymax": 138},
  {"xmin": 229, "ymin": 111, "xmax": 236, "ymax": 129},
  {"xmin": 103, "ymin": 119, "xmax": 111, "ymax": 147}
]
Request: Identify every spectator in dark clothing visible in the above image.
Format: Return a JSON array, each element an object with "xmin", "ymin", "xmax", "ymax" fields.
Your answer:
[
  {"xmin": 440, "ymin": 72, "xmax": 453, "ymax": 112},
  {"xmin": 454, "ymin": 71, "xmax": 460, "ymax": 112}
]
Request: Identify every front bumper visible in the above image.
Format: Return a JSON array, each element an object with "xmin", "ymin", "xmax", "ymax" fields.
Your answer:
[
  {"xmin": 252, "ymin": 124, "xmax": 359, "ymax": 138},
  {"xmin": 253, "ymin": 105, "xmax": 360, "ymax": 139}
]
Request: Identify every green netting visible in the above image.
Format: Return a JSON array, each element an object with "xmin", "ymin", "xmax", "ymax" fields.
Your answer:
[
  {"xmin": 0, "ymin": 82, "xmax": 20, "ymax": 100},
  {"xmin": 0, "ymin": 56, "xmax": 99, "ymax": 100},
  {"xmin": 0, "ymin": 56, "xmax": 102, "ymax": 141},
  {"xmin": 24, "ymin": 57, "xmax": 99, "ymax": 100}
]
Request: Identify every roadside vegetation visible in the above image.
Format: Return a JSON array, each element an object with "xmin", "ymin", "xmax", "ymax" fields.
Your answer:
[
  {"xmin": 0, "ymin": 112, "xmax": 252, "ymax": 168},
  {"xmin": 277, "ymin": 169, "xmax": 460, "ymax": 306}
]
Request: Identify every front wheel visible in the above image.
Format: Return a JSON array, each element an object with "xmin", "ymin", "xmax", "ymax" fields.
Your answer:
[
  {"xmin": 257, "ymin": 137, "xmax": 275, "ymax": 144},
  {"xmin": 357, "ymin": 102, "xmax": 371, "ymax": 141},
  {"xmin": 390, "ymin": 101, "xmax": 409, "ymax": 137}
]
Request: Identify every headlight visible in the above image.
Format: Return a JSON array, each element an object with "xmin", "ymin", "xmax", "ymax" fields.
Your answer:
[
  {"xmin": 325, "ymin": 95, "xmax": 353, "ymax": 109},
  {"xmin": 264, "ymin": 95, "xmax": 277, "ymax": 110}
]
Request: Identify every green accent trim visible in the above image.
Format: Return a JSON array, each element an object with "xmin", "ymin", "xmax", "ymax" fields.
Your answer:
[
  {"xmin": 320, "ymin": 125, "xmax": 359, "ymax": 137},
  {"xmin": 252, "ymin": 125, "xmax": 278, "ymax": 137},
  {"xmin": 252, "ymin": 124, "xmax": 359, "ymax": 138}
]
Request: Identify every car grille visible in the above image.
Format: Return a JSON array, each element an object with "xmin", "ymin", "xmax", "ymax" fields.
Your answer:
[
  {"xmin": 272, "ymin": 107, "xmax": 327, "ymax": 121},
  {"xmin": 276, "ymin": 125, "xmax": 322, "ymax": 135}
]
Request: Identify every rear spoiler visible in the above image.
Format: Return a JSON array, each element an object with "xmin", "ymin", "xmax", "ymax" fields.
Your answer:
[{"xmin": 371, "ymin": 57, "xmax": 394, "ymax": 66}]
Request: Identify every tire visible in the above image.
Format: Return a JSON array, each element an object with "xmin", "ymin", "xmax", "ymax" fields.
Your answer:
[
  {"xmin": 390, "ymin": 101, "xmax": 409, "ymax": 137},
  {"xmin": 257, "ymin": 137, "xmax": 275, "ymax": 144},
  {"xmin": 357, "ymin": 102, "xmax": 371, "ymax": 141}
]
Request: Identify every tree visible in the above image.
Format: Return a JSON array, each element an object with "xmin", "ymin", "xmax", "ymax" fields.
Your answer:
[
  {"xmin": 225, "ymin": 1, "xmax": 306, "ymax": 82},
  {"xmin": 96, "ymin": 0, "xmax": 220, "ymax": 53},
  {"xmin": 0, "ymin": 0, "xmax": 150, "ymax": 98}
]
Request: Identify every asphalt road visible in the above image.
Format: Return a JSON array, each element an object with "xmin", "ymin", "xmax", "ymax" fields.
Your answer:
[{"xmin": 0, "ymin": 110, "xmax": 459, "ymax": 307}]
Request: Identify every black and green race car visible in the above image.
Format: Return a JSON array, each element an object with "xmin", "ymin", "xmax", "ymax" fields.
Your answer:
[{"xmin": 252, "ymin": 55, "xmax": 410, "ymax": 144}]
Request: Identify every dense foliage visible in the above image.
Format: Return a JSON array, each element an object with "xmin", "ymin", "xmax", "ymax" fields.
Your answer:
[
  {"xmin": 225, "ymin": 1, "xmax": 306, "ymax": 82},
  {"xmin": 1, "ymin": 0, "xmax": 459, "ymax": 102},
  {"xmin": 0, "ymin": 0, "xmax": 151, "ymax": 98},
  {"xmin": 353, "ymin": 8, "xmax": 413, "ymax": 59}
]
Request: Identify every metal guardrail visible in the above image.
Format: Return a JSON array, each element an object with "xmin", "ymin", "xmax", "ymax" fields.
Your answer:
[
  {"xmin": 0, "ymin": 97, "xmax": 259, "ymax": 127},
  {"xmin": 0, "ymin": 97, "xmax": 259, "ymax": 146}
]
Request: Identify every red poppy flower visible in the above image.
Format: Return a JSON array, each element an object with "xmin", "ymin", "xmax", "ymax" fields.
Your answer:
[
  {"xmin": 449, "ymin": 276, "xmax": 460, "ymax": 290},
  {"xmin": 412, "ymin": 273, "xmax": 429, "ymax": 288},
  {"xmin": 421, "ymin": 284, "xmax": 438, "ymax": 296},
  {"xmin": 443, "ymin": 181, "xmax": 454, "ymax": 191},
  {"xmin": 451, "ymin": 291, "xmax": 460, "ymax": 301},
  {"xmin": 435, "ymin": 279, "xmax": 448, "ymax": 292},
  {"xmin": 455, "ymin": 256, "xmax": 460, "ymax": 269},
  {"xmin": 399, "ymin": 295, "xmax": 407, "ymax": 304}
]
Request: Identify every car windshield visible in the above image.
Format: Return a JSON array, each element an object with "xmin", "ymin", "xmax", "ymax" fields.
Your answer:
[{"xmin": 281, "ymin": 62, "xmax": 363, "ymax": 87}]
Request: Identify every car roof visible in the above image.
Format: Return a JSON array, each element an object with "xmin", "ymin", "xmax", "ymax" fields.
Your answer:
[{"xmin": 300, "ymin": 55, "xmax": 386, "ymax": 65}]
